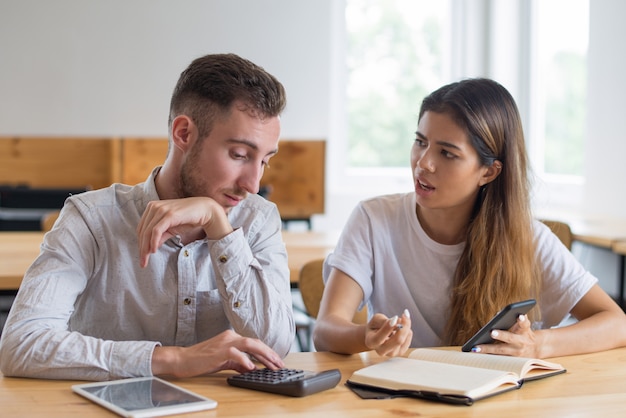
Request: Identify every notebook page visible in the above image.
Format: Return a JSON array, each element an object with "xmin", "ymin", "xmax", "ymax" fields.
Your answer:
[{"xmin": 409, "ymin": 348, "xmax": 540, "ymax": 376}]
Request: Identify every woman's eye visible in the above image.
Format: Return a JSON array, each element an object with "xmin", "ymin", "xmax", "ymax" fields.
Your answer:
[
  {"xmin": 442, "ymin": 149, "xmax": 457, "ymax": 159},
  {"xmin": 414, "ymin": 138, "xmax": 426, "ymax": 147}
]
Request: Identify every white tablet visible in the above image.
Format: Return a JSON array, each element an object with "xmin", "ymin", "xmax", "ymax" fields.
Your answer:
[{"xmin": 72, "ymin": 377, "xmax": 217, "ymax": 418}]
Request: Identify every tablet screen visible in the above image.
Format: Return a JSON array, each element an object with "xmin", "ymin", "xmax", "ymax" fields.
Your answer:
[{"xmin": 72, "ymin": 377, "xmax": 217, "ymax": 418}]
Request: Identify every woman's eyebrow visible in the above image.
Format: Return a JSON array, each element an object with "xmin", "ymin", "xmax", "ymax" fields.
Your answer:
[{"xmin": 416, "ymin": 131, "xmax": 462, "ymax": 151}]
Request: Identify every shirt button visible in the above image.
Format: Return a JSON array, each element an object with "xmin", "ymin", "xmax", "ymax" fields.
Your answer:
[
  {"xmin": 219, "ymin": 255, "xmax": 228, "ymax": 263},
  {"xmin": 234, "ymin": 301, "xmax": 242, "ymax": 308},
  {"xmin": 183, "ymin": 298, "xmax": 192, "ymax": 305},
  {"xmin": 183, "ymin": 250, "xmax": 190, "ymax": 257}
]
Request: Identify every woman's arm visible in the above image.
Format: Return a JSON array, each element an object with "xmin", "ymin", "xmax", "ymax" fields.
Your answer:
[
  {"xmin": 536, "ymin": 284, "xmax": 626, "ymax": 358},
  {"xmin": 313, "ymin": 268, "xmax": 412, "ymax": 356},
  {"xmin": 477, "ymin": 284, "xmax": 626, "ymax": 358}
]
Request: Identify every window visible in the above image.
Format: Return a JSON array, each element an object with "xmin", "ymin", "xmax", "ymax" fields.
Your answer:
[
  {"xmin": 530, "ymin": 0, "xmax": 588, "ymax": 179},
  {"xmin": 345, "ymin": 0, "xmax": 451, "ymax": 169},
  {"xmin": 330, "ymin": 0, "xmax": 588, "ymax": 212}
]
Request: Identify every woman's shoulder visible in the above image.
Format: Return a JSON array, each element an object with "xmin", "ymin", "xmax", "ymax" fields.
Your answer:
[{"xmin": 358, "ymin": 192, "xmax": 413, "ymax": 211}]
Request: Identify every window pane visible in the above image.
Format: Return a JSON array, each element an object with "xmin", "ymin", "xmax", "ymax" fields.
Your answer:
[
  {"xmin": 346, "ymin": 0, "xmax": 449, "ymax": 168},
  {"xmin": 534, "ymin": 0, "xmax": 588, "ymax": 176}
]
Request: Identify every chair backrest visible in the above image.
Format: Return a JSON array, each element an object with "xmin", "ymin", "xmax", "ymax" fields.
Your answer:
[
  {"xmin": 539, "ymin": 219, "xmax": 573, "ymax": 251},
  {"xmin": 41, "ymin": 210, "xmax": 60, "ymax": 232},
  {"xmin": 298, "ymin": 259, "xmax": 368, "ymax": 324}
]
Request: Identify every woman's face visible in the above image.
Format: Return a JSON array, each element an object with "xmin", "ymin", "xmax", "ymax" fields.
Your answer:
[{"xmin": 411, "ymin": 111, "xmax": 497, "ymax": 216}]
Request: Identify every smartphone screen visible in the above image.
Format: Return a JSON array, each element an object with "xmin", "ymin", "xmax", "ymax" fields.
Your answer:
[{"xmin": 461, "ymin": 299, "xmax": 536, "ymax": 352}]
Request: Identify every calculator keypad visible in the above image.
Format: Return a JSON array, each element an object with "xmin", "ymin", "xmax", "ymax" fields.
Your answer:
[{"xmin": 231, "ymin": 368, "xmax": 305, "ymax": 384}]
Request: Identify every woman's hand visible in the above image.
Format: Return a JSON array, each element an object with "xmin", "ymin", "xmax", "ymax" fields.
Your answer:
[
  {"xmin": 365, "ymin": 309, "xmax": 413, "ymax": 357},
  {"xmin": 471, "ymin": 314, "xmax": 540, "ymax": 357}
]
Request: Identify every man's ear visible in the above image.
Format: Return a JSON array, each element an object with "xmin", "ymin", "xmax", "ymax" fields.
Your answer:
[
  {"xmin": 170, "ymin": 115, "xmax": 197, "ymax": 152},
  {"xmin": 479, "ymin": 160, "xmax": 502, "ymax": 186}
]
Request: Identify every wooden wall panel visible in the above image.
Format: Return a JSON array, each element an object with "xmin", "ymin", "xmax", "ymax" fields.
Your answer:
[
  {"xmin": 0, "ymin": 137, "xmax": 120, "ymax": 190},
  {"xmin": 120, "ymin": 137, "xmax": 169, "ymax": 185},
  {"xmin": 0, "ymin": 136, "xmax": 325, "ymax": 220},
  {"xmin": 260, "ymin": 140, "xmax": 325, "ymax": 219}
]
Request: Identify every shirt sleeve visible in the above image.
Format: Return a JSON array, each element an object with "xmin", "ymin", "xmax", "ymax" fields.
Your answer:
[
  {"xmin": 209, "ymin": 204, "xmax": 294, "ymax": 358},
  {"xmin": 0, "ymin": 201, "xmax": 157, "ymax": 380},
  {"xmin": 534, "ymin": 221, "xmax": 598, "ymax": 328}
]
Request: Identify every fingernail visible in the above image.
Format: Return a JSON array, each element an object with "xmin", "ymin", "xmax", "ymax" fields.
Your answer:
[
  {"xmin": 389, "ymin": 316, "xmax": 398, "ymax": 327},
  {"xmin": 491, "ymin": 330, "xmax": 499, "ymax": 338},
  {"xmin": 519, "ymin": 314, "xmax": 526, "ymax": 322},
  {"xmin": 471, "ymin": 347, "xmax": 481, "ymax": 353},
  {"xmin": 403, "ymin": 309, "xmax": 410, "ymax": 318}
]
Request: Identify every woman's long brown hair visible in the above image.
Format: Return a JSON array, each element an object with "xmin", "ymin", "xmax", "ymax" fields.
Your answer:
[{"xmin": 418, "ymin": 78, "xmax": 542, "ymax": 345}]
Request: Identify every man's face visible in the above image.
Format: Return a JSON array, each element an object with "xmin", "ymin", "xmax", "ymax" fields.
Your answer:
[{"xmin": 179, "ymin": 107, "xmax": 280, "ymax": 212}]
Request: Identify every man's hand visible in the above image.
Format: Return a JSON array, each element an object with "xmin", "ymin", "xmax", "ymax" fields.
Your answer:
[
  {"xmin": 151, "ymin": 330, "xmax": 285, "ymax": 377},
  {"xmin": 137, "ymin": 197, "xmax": 234, "ymax": 267}
]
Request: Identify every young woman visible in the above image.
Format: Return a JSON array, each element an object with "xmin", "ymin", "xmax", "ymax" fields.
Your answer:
[{"xmin": 313, "ymin": 78, "xmax": 626, "ymax": 359}]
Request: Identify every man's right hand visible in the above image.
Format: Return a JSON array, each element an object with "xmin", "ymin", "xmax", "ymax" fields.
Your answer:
[{"xmin": 151, "ymin": 330, "xmax": 285, "ymax": 378}]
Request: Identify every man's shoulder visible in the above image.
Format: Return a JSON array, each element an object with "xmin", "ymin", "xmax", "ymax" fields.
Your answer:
[{"xmin": 66, "ymin": 182, "xmax": 143, "ymax": 210}]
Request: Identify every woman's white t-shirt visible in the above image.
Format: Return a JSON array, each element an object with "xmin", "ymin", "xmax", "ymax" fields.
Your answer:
[{"xmin": 323, "ymin": 192, "xmax": 597, "ymax": 348}]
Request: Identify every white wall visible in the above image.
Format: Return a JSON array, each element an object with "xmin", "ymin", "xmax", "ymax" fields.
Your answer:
[
  {"xmin": 0, "ymin": 0, "xmax": 331, "ymax": 139},
  {"xmin": 583, "ymin": 0, "xmax": 626, "ymax": 218}
]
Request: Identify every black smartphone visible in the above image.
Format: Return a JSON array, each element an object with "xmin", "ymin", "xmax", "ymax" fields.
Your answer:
[{"xmin": 461, "ymin": 299, "xmax": 536, "ymax": 352}]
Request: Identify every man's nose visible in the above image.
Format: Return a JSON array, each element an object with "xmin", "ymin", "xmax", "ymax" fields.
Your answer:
[{"xmin": 238, "ymin": 164, "xmax": 264, "ymax": 194}]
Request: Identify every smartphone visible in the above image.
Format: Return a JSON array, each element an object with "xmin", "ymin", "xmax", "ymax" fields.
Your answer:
[{"xmin": 461, "ymin": 299, "xmax": 536, "ymax": 352}]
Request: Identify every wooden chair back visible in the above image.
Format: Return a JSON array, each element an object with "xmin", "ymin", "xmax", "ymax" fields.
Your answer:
[
  {"xmin": 41, "ymin": 211, "xmax": 60, "ymax": 232},
  {"xmin": 298, "ymin": 259, "xmax": 368, "ymax": 324},
  {"xmin": 539, "ymin": 219, "xmax": 573, "ymax": 250}
]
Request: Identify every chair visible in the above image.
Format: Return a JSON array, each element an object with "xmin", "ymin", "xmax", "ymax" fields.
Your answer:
[
  {"xmin": 298, "ymin": 259, "xmax": 368, "ymax": 323},
  {"xmin": 539, "ymin": 219, "xmax": 573, "ymax": 251},
  {"xmin": 41, "ymin": 210, "xmax": 60, "ymax": 232}
]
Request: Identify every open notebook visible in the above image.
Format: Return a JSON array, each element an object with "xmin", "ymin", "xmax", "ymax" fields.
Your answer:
[{"xmin": 346, "ymin": 348, "xmax": 566, "ymax": 405}]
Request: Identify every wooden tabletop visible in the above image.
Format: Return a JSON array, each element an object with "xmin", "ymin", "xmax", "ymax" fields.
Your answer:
[
  {"xmin": 538, "ymin": 211, "xmax": 626, "ymax": 249},
  {"xmin": 0, "ymin": 230, "xmax": 339, "ymax": 291},
  {"xmin": 1, "ymin": 347, "xmax": 626, "ymax": 417},
  {"xmin": 613, "ymin": 240, "xmax": 626, "ymax": 256},
  {"xmin": 0, "ymin": 231, "xmax": 43, "ymax": 290}
]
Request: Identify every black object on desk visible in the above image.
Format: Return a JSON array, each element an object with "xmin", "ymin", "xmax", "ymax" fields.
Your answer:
[{"xmin": 0, "ymin": 185, "xmax": 87, "ymax": 231}]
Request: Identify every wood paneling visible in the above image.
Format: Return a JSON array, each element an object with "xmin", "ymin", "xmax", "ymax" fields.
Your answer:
[
  {"xmin": 0, "ymin": 136, "xmax": 326, "ymax": 219},
  {"xmin": 0, "ymin": 137, "xmax": 120, "ymax": 190}
]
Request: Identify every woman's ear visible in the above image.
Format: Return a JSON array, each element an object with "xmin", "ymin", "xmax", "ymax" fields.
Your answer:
[
  {"xmin": 479, "ymin": 160, "xmax": 502, "ymax": 186},
  {"xmin": 170, "ymin": 115, "xmax": 198, "ymax": 152}
]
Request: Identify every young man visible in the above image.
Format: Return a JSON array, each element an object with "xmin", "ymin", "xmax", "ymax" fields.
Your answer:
[{"xmin": 0, "ymin": 53, "xmax": 294, "ymax": 380}]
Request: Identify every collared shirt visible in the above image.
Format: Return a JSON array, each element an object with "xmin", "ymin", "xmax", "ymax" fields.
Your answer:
[{"xmin": 0, "ymin": 168, "xmax": 294, "ymax": 380}]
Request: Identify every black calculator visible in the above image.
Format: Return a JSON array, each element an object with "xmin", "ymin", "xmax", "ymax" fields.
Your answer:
[{"xmin": 226, "ymin": 368, "xmax": 341, "ymax": 397}]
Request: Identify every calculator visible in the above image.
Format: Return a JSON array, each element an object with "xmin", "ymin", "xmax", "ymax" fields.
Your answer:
[{"xmin": 226, "ymin": 368, "xmax": 341, "ymax": 397}]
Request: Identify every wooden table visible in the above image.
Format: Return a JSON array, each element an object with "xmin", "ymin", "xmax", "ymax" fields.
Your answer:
[
  {"xmin": 1, "ymin": 347, "xmax": 626, "ymax": 417},
  {"xmin": 0, "ymin": 231, "xmax": 43, "ymax": 291},
  {"xmin": 0, "ymin": 230, "xmax": 339, "ymax": 291}
]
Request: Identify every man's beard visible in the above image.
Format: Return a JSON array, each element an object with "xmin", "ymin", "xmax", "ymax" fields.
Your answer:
[{"xmin": 179, "ymin": 153, "xmax": 248, "ymax": 206}]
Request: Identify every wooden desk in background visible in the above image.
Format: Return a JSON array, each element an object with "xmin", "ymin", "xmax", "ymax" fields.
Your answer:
[
  {"xmin": 0, "ymin": 230, "xmax": 339, "ymax": 291},
  {"xmin": 1, "ymin": 347, "xmax": 626, "ymax": 417}
]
